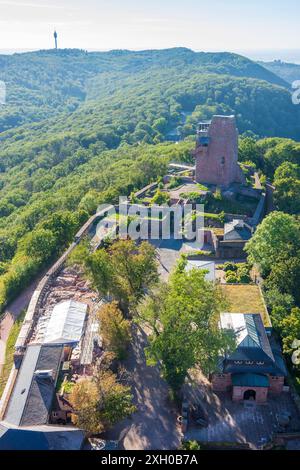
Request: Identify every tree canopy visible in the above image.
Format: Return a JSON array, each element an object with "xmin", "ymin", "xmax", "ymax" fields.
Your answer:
[
  {"xmin": 245, "ymin": 212, "xmax": 300, "ymax": 275},
  {"xmin": 141, "ymin": 267, "xmax": 233, "ymax": 391}
]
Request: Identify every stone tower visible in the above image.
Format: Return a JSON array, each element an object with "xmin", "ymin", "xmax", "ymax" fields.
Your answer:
[{"xmin": 193, "ymin": 115, "xmax": 244, "ymax": 188}]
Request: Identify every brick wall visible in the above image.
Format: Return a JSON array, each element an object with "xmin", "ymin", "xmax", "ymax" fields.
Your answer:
[
  {"xmin": 232, "ymin": 386, "xmax": 268, "ymax": 403},
  {"xmin": 212, "ymin": 373, "xmax": 232, "ymax": 392},
  {"xmin": 269, "ymin": 375, "xmax": 285, "ymax": 394}
]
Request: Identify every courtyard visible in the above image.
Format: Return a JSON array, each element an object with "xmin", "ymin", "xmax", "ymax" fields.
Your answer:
[{"xmin": 184, "ymin": 370, "xmax": 300, "ymax": 450}]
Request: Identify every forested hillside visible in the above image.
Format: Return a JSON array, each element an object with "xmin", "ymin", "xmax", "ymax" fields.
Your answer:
[
  {"xmin": 0, "ymin": 47, "xmax": 299, "ymax": 312},
  {"xmin": 260, "ymin": 60, "xmax": 300, "ymax": 85},
  {"xmin": 0, "ymin": 47, "xmax": 292, "ymax": 135}
]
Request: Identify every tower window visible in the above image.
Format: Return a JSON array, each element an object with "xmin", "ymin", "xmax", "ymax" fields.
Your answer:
[{"xmin": 221, "ymin": 157, "xmax": 225, "ymax": 165}]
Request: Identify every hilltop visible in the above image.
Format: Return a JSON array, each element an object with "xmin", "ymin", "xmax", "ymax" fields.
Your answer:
[
  {"xmin": 0, "ymin": 47, "xmax": 292, "ymax": 136},
  {"xmin": 0, "ymin": 47, "xmax": 300, "ymax": 313}
]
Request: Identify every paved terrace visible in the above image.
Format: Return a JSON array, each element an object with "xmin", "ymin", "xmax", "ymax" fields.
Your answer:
[{"xmin": 184, "ymin": 370, "xmax": 300, "ymax": 450}]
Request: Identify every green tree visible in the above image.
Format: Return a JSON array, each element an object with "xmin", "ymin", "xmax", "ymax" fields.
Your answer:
[
  {"xmin": 70, "ymin": 239, "xmax": 158, "ymax": 311},
  {"xmin": 181, "ymin": 440, "xmax": 201, "ymax": 450},
  {"xmin": 265, "ymin": 257, "xmax": 300, "ymax": 305},
  {"xmin": 22, "ymin": 228, "xmax": 56, "ymax": 261},
  {"xmin": 274, "ymin": 162, "xmax": 300, "ymax": 181},
  {"xmin": 280, "ymin": 308, "xmax": 300, "ymax": 355},
  {"xmin": 141, "ymin": 268, "xmax": 233, "ymax": 391},
  {"xmin": 98, "ymin": 302, "xmax": 131, "ymax": 360},
  {"xmin": 70, "ymin": 370, "xmax": 136, "ymax": 435},
  {"xmin": 245, "ymin": 212, "xmax": 300, "ymax": 275},
  {"xmin": 273, "ymin": 177, "xmax": 300, "ymax": 214},
  {"xmin": 69, "ymin": 380, "xmax": 102, "ymax": 435}
]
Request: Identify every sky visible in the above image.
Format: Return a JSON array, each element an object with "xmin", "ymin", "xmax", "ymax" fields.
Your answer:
[{"xmin": 0, "ymin": 0, "xmax": 299, "ymax": 54}]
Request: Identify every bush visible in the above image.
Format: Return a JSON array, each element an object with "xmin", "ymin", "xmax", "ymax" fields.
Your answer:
[
  {"xmin": 225, "ymin": 272, "xmax": 239, "ymax": 283},
  {"xmin": 224, "ymin": 262, "xmax": 238, "ymax": 272},
  {"xmin": 151, "ymin": 189, "xmax": 170, "ymax": 206},
  {"xmin": 237, "ymin": 269, "xmax": 251, "ymax": 283},
  {"xmin": 168, "ymin": 177, "xmax": 182, "ymax": 189},
  {"xmin": 181, "ymin": 440, "xmax": 201, "ymax": 450}
]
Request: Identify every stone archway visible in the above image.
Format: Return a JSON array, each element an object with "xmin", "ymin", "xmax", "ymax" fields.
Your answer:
[{"xmin": 243, "ymin": 389, "xmax": 256, "ymax": 401}]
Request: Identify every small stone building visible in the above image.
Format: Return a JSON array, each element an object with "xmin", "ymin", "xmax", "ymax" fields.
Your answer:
[
  {"xmin": 212, "ymin": 313, "xmax": 287, "ymax": 403},
  {"xmin": 216, "ymin": 219, "xmax": 253, "ymax": 259},
  {"xmin": 193, "ymin": 115, "xmax": 245, "ymax": 188}
]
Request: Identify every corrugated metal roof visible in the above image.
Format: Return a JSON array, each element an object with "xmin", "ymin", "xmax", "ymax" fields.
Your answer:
[
  {"xmin": 220, "ymin": 313, "xmax": 274, "ymax": 362},
  {"xmin": 185, "ymin": 260, "xmax": 215, "ymax": 282}
]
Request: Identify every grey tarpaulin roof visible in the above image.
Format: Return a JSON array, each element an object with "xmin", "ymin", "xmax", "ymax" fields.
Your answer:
[{"xmin": 44, "ymin": 300, "xmax": 87, "ymax": 345}]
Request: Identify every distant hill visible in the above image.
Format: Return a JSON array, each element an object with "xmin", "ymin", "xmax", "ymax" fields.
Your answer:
[
  {"xmin": 0, "ymin": 47, "xmax": 299, "ymax": 313},
  {"xmin": 259, "ymin": 60, "xmax": 300, "ymax": 85},
  {"xmin": 0, "ymin": 48, "xmax": 290, "ymax": 135}
]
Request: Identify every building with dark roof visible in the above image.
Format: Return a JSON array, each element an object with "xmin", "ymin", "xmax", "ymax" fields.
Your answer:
[
  {"xmin": 0, "ymin": 342, "xmax": 84, "ymax": 450},
  {"xmin": 212, "ymin": 313, "xmax": 287, "ymax": 403},
  {"xmin": 0, "ymin": 423, "xmax": 84, "ymax": 450},
  {"xmin": 5, "ymin": 344, "xmax": 63, "ymax": 427},
  {"xmin": 224, "ymin": 219, "xmax": 253, "ymax": 242}
]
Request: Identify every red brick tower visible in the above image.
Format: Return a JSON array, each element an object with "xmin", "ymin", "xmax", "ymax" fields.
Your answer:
[{"xmin": 194, "ymin": 115, "xmax": 244, "ymax": 188}]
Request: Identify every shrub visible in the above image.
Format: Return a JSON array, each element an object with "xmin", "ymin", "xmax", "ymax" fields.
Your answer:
[
  {"xmin": 168, "ymin": 177, "xmax": 182, "ymax": 189},
  {"xmin": 224, "ymin": 262, "xmax": 238, "ymax": 272},
  {"xmin": 181, "ymin": 440, "xmax": 201, "ymax": 450},
  {"xmin": 225, "ymin": 272, "xmax": 239, "ymax": 283},
  {"xmin": 238, "ymin": 270, "xmax": 251, "ymax": 283}
]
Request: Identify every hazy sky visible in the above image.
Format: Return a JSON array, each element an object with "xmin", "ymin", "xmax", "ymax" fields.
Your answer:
[{"xmin": 0, "ymin": 0, "xmax": 298, "ymax": 52}]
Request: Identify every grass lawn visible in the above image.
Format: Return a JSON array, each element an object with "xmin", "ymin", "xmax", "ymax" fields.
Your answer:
[
  {"xmin": 221, "ymin": 284, "xmax": 271, "ymax": 327},
  {"xmin": 0, "ymin": 311, "xmax": 25, "ymax": 398}
]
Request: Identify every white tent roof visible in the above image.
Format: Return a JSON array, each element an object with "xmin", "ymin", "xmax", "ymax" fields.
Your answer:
[
  {"xmin": 185, "ymin": 260, "xmax": 215, "ymax": 281},
  {"xmin": 44, "ymin": 300, "xmax": 88, "ymax": 345}
]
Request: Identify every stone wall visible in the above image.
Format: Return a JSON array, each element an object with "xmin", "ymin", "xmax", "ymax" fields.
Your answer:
[
  {"xmin": 194, "ymin": 116, "xmax": 244, "ymax": 188},
  {"xmin": 216, "ymin": 240, "xmax": 247, "ymax": 259}
]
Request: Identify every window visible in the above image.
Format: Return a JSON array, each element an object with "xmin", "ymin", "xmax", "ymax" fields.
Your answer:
[{"xmin": 221, "ymin": 157, "xmax": 225, "ymax": 165}]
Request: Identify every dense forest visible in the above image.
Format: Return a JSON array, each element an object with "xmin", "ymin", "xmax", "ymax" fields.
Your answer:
[{"xmin": 0, "ymin": 47, "xmax": 300, "ymax": 312}]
